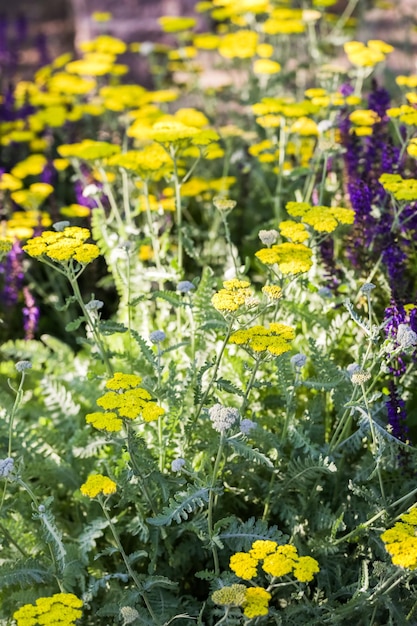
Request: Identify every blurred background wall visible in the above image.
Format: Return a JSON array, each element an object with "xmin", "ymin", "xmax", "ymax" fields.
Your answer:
[
  {"xmin": 0, "ymin": 0, "xmax": 200, "ymax": 85},
  {"xmin": 1, "ymin": 0, "xmax": 417, "ymax": 87}
]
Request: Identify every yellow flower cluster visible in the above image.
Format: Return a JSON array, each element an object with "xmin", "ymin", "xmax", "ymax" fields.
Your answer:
[
  {"xmin": 211, "ymin": 583, "xmax": 271, "ymax": 618},
  {"xmin": 218, "ymin": 30, "xmax": 259, "ymax": 59},
  {"xmin": 279, "ymin": 220, "xmax": 309, "ymax": 243},
  {"xmin": 159, "ymin": 16, "xmax": 196, "ymax": 32},
  {"xmin": 407, "ymin": 137, "xmax": 417, "ymax": 158},
  {"xmin": 230, "ymin": 539, "xmax": 320, "ymax": 583},
  {"xmin": 23, "ymin": 226, "xmax": 100, "ymax": 265},
  {"xmin": 108, "ymin": 144, "xmax": 173, "ymax": 179},
  {"xmin": 344, "ymin": 39, "xmax": 394, "ymax": 67},
  {"xmin": 211, "ymin": 583, "xmax": 247, "ymax": 607},
  {"xmin": 58, "ymin": 139, "xmax": 121, "ymax": 161},
  {"xmin": 11, "ymin": 182, "xmax": 54, "ymax": 211},
  {"xmin": 349, "ymin": 108, "xmax": 381, "ymax": 136},
  {"xmin": 80, "ymin": 474, "xmax": 117, "ymax": 498},
  {"xmin": 256, "ymin": 242, "xmax": 313, "ymax": 274},
  {"xmin": 387, "ymin": 104, "xmax": 417, "ymax": 127},
  {"xmin": 13, "ymin": 593, "xmax": 83, "ymax": 626},
  {"xmin": 263, "ymin": 7, "xmax": 305, "ymax": 36},
  {"xmin": 229, "ymin": 322, "xmax": 295, "ymax": 356},
  {"xmin": 262, "ymin": 285, "xmax": 282, "ymax": 300},
  {"xmin": 86, "ymin": 372, "xmax": 165, "ymax": 432},
  {"xmin": 3, "ymin": 210, "xmax": 52, "ymax": 240},
  {"xmin": 379, "ymin": 173, "xmax": 417, "ymax": 202},
  {"xmin": 211, "ymin": 279, "xmax": 252, "ymax": 313},
  {"xmin": 381, "ymin": 508, "xmax": 417, "ymax": 569},
  {"xmin": 286, "ymin": 201, "xmax": 355, "ymax": 233}
]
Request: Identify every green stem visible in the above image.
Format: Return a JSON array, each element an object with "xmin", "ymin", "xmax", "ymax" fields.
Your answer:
[
  {"xmin": 143, "ymin": 178, "xmax": 164, "ymax": 278},
  {"xmin": 360, "ymin": 381, "xmax": 386, "ymax": 504},
  {"xmin": 68, "ymin": 269, "xmax": 113, "ymax": 376},
  {"xmin": 99, "ymin": 498, "xmax": 158, "ymax": 624},
  {"xmin": 18, "ymin": 478, "xmax": 65, "ymax": 592},
  {"xmin": 98, "ymin": 166, "xmax": 126, "ymax": 236},
  {"xmin": 172, "ymin": 149, "xmax": 183, "ymax": 274},
  {"xmin": 220, "ymin": 213, "xmax": 240, "ymax": 278},
  {"xmin": 207, "ymin": 434, "xmax": 225, "ymax": 576},
  {"xmin": 194, "ymin": 320, "xmax": 234, "ymax": 422},
  {"xmin": 333, "ymin": 485, "xmax": 417, "ymax": 546},
  {"xmin": 240, "ymin": 357, "xmax": 261, "ymax": 414},
  {"xmin": 120, "ymin": 167, "xmax": 133, "ymax": 228},
  {"xmin": 328, "ymin": 0, "xmax": 361, "ymax": 41},
  {"xmin": 274, "ymin": 116, "xmax": 287, "ymax": 221}
]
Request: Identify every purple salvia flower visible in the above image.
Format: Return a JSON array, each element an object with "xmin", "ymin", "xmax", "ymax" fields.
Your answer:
[
  {"xmin": 386, "ymin": 381, "xmax": 409, "ymax": 443},
  {"xmin": 22, "ymin": 286, "xmax": 39, "ymax": 340},
  {"xmin": 1, "ymin": 241, "xmax": 24, "ymax": 306}
]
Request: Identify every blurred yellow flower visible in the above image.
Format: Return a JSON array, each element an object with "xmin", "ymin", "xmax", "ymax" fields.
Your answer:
[
  {"xmin": 253, "ymin": 59, "xmax": 281, "ymax": 75},
  {"xmin": 218, "ymin": 30, "xmax": 259, "ymax": 59},
  {"xmin": 159, "ymin": 16, "xmax": 196, "ymax": 32}
]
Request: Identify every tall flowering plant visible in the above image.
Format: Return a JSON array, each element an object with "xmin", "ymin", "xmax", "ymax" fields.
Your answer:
[{"xmin": 1, "ymin": 1, "xmax": 417, "ymax": 624}]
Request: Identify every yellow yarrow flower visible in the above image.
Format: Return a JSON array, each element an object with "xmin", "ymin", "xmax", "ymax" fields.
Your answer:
[
  {"xmin": 89, "ymin": 372, "xmax": 165, "ymax": 431},
  {"xmin": 243, "ymin": 587, "xmax": 271, "ymax": 618},
  {"xmin": 349, "ymin": 109, "xmax": 380, "ymax": 126},
  {"xmin": 262, "ymin": 285, "xmax": 282, "ymax": 300},
  {"xmin": 58, "ymin": 139, "xmax": 121, "ymax": 161},
  {"xmin": 212, "ymin": 279, "xmax": 252, "ymax": 313},
  {"xmin": 229, "ymin": 551, "xmax": 258, "ymax": 580},
  {"xmin": 92, "ymin": 11, "xmax": 112, "ymax": 22},
  {"xmin": 211, "ymin": 584, "xmax": 247, "ymax": 607},
  {"xmin": 262, "ymin": 544, "xmax": 298, "ymax": 576},
  {"xmin": 279, "ymin": 220, "xmax": 309, "ymax": 243},
  {"xmin": 23, "ymin": 226, "xmax": 99, "ymax": 265},
  {"xmin": 159, "ymin": 16, "xmax": 196, "ymax": 32},
  {"xmin": 250, "ymin": 540, "xmax": 278, "ymax": 560},
  {"xmin": 253, "ymin": 59, "xmax": 281, "ymax": 75},
  {"xmin": 13, "ymin": 593, "xmax": 83, "ymax": 626},
  {"xmin": 381, "ymin": 509, "xmax": 417, "ymax": 569},
  {"xmin": 86, "ymin": 411, "xmax": 123, "ymax": 432},
  {"xmin": 256, "ymin": 242, "xmax": 313, "ymax": 274},
  {"xmin": 229, "ymin": 323, "xmax": 295, "ymax": 356},
  {"xmin": 80, "ymin": 474, "xmax": 117, "ymax": 498},
  {"xmin": 218, "ymin": 30, "xmax": 259, "ymax": 59},
  {"xmin": 293, "ymin": 555, "xmax": 321, "ymax": 582}
]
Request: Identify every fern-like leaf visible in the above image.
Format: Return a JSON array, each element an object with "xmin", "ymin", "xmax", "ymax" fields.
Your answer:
[
  {"xmin": 0, "ymin": 559, "xmax": 52, "ymax": 589},
  {"xmin": 219, "ymin": 516, "xmax": 286, "ymax": 552},
  {"xmin": 147, "ymin": 485, "xmax": 210, "ymax": 526},
  {"xmin": 227, "ymin": 437, "xmax": 274, "ymax": 467},
  {"xmin": 131, "ymin": 330, "xmax": 157, "ymax": 368}
]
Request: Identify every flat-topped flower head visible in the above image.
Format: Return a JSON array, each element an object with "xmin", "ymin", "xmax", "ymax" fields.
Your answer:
[
  {"xmin": 382, "ymin": 509, "xmax": 417, "ymax": 569},
  {"xmin": 80, "ymin": 474, "xmax": 117, "ymax": 498},
  {"xmin": 256, "ymin": 242, "xmax": 313, "ymax": 274},
  {"xmin": 212, "ymin": 584, "xmax": 247, "ymax": 607},
  {"xmin": 212, "ymin": 279, "xmax": 252, "ymax": 313},
  {"xmin": 88, "ymin": 371, "xmax": 165, "ymax": 431},
  {"xmin": 209, "ymin": 403, "xmax": 240, "ymax": 433},
  {"xmin": 23, "ymin": 226, "xmax": 99, "ymax": 266},
  {"xmin": 159, "ymin": 16, "xmax": 196, "ymax": 32},
  {"xmin": 13, "ymin": 593, "xmax": 83, "ymax": 626},
  {"xmin": 58, "ymin": 140, "xmax": 121, "ymax": 161},
  {"xmin": 229, "ymin": 323, "xmax": 295, "ymax": 357},
  {"xmin": 243, "ymin": 587, "xmax": 271, "ymax": 618}
]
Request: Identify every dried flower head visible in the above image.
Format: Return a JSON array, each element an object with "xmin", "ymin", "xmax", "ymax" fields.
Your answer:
[
  {"xmin": 351, "ymin": 369, "xmax": 372, "ymax": 385},
  {"xmin": 15, "ymin": 360, "xmax": 32, "ymax": 372},
  {"xmin": 213, "ymin": 196, "xmax": 237, "ymax": 213},
  {"xmin": 258, "ymin": 229, "xmax": 279, "ymax": 247},
  {"xmin": 397, "ymin": 324, "xmax": 417, "ymax": 349},
  {"xmin": 209, "ymin": 403, "xmax": 240, "ymax": 433}
]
